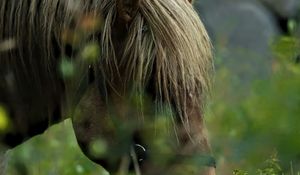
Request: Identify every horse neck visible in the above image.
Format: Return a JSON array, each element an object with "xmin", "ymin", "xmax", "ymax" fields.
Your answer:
[{"xmin": 0, "ymin": 83, "xmax": 65, "ymax": 148}]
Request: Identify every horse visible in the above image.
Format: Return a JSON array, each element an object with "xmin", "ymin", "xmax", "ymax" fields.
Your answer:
[{"xmin": 0, "ymin": 0, "xmax": 215, "ymax": 174}]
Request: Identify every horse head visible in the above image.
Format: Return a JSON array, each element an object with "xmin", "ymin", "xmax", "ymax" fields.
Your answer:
[{"xmin": 0, "ymin": 0, "xmax": 214, "ymax": 174}]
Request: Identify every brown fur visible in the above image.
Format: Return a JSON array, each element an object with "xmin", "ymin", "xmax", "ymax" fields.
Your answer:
[{"xmin": 0, "ymin": 0, "xmax": 214, "ymax": 174}]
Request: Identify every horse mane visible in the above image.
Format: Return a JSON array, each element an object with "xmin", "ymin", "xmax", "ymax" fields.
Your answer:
[
  {"xmin": 101, "ymin": 0, "xmax": 213, "ymax": 131},
  {"xmin": 0, "ymin": 0, "xmax": 213, "ymax": 132}
]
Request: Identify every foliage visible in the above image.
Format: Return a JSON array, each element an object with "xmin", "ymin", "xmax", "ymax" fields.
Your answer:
[
  {"xmin": 0, "ymin": 105, "xmax": 10, "ymax": 132},
  {"xmin": 206, "ymin": 19, "xmax": 300, "ymax": 174},
  {"xmin": 2, "ymin": 7, "xmax": 300, "ymax": 175},
  {"xmin": 6, "ymin": 120, "xmax": 107, "ymax": 175}
]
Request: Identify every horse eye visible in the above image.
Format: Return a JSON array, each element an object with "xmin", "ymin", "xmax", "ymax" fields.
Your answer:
[{"xmin": 64, "ymin": 44, "xmax": 74, "ymax": 58}]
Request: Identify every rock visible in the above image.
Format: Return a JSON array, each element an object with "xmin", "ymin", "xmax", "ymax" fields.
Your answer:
[
  {"xmin": 260, "ymin": 0, "xmax": 300, "ymax": 18},
  {"xmin": 194, "ymin": 0, "xmax": 280, "ymax": 94}
]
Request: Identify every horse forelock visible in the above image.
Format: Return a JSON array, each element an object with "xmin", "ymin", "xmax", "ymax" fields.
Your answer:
[
  {"xmin": 101, "ymin": 0, "xmax": 213, "ymax": 131},
  {"xmin": 0, "ymin": 0, "xmax": 213, "ymax": 133}
]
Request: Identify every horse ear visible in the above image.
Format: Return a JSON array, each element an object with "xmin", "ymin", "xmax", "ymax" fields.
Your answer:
[{"xmin": 116, "ymin": 0, "xmax": 141, "ymax": 23}]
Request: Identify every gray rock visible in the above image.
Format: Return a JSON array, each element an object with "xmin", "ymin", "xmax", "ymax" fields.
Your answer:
[
  {"xmin": 260, "ymin": 0, "xmax": 300, "ymax": 18},
  {"xmin": 194, "ymin": 0, "xmax": 280, "ymax": 93}
]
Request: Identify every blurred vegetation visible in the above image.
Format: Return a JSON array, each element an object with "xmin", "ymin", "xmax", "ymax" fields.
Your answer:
[
  {"xmin": 1, "ymin": 6, "xmax": 300, "ymax": 175},
  {"xmin": 6, "ymin": 120, "xmax": 107, "ymax": 175},
  {"xmin": 207, "ymin": 18, "xmax": 300, "ymax": 174}
]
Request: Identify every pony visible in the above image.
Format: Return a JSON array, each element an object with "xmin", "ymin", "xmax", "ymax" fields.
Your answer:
[{"xmin": 0, "ymin": 0, "xmax": 215, "ymax": 174}]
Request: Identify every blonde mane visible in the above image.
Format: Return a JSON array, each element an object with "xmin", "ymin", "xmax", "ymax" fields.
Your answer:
[
  {"xmin": 0, "ymin": 0, "xmax": 213, "ymax": 130},
  {"xmin": 100, "ymin": 0, "xmax": 213, "ymax": 128}
]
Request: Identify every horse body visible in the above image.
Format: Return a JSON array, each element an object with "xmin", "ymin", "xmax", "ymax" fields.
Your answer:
[
  {"xmin": 0, "ymin": 0, "xmax": 65, "ymax": 147},
  {"xmin": 0, "ymin": 0, "xmax": 215, "ymax": 174}
]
